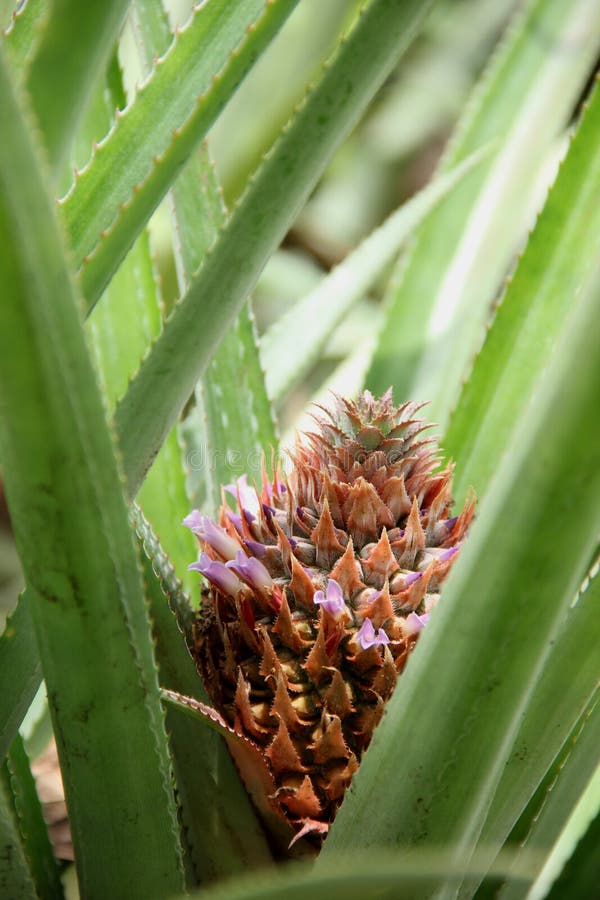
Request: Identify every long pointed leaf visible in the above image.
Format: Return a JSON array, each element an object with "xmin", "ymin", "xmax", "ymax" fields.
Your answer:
[
  {"xmin": 445, "ymin": 76, "xmax": 600, "ymax": 505},
  {"xmin": 465, "ymin": 561, "xmax": 600, "ymax": 899},
  {"xmin": 114, "ymin": 0, "xmax": 437, "ymax": 498},
  {"xmin": 0, "ymin": 599, "xmax": 41, "ymax": 760},
  {"xmin": 367, "ymin": 0, "xmax": 600, "ymax": 429},
  {"xmin": 136, "ymin": 511, "xmax": 272, "ymax": 881},
  {"xmin": 26, "ymin": 0, "xmax": 131, "ymax": 174},
  {"xmin": 62, "ymin": 0, "xmax": 301, "ymax": 306},
  {"xmin": 497, "ymin": 697, "xmax": 600, "ymax": 900},
  {"xmin": 0, "ymin": 776, "xmax": 36, "ymax": 900},
  {"xmin": 321, "ymin": 255, "xmax": 600, "ymax": 892},
  {"xmin": 3, "ymin": 734, "xmax": 63, "ymax": 900},
  {"xmin": 0, "ymin": 47, "xmax": 185, "ymax": 898}
]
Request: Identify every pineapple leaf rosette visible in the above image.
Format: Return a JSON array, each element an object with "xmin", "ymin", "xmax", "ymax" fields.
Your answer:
[{"xmin": 183, "ymin": 391, "xmax": 475, "ymax": 849}]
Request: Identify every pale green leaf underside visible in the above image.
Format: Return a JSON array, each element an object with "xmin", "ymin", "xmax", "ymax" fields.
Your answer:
[{"xmin": 1, "ymin": 0, "xmax": 47, "ymax": 81}]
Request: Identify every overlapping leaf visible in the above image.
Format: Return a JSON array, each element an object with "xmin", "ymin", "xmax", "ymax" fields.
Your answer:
[{"xmin": 0, "ymin": 46, "xmax": 185, "ymax": 898}]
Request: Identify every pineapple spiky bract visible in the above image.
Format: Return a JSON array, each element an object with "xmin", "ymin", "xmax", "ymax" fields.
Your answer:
[{"xmin": 184, "ymin": 390, "xmax": 475, "ymax": 849}]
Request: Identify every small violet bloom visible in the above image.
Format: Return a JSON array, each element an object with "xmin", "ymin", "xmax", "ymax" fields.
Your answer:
[
  {"xmin": 189, "ymin": 552, "xmax": 242, "ymax": 595},
  {"xmin": 403, "ymin": 570, "xmax": 422, "ymax": 588},
  {"xmin": 404, "ymin": 611, "xmax": 431, "ymax": 636},
  {"xmin": 224, "ymin": 473, "xmax": 261, "ymax": 520},
  {"xmin": 439, "ymin": 545, "xmax": 460, "ymax": 563},
  {"xmin": 226, "ymin": 549, "xmax": 273, "ymax": 592},
  {"xmin": 357, "ymin": 617, "xmax": 390, "ymax": 650},
  {"xmin": 313, "ymin": 578, "xmax": 347, "ymax": 619},
  {"xmin": 182, "ymin": 511, "xmax": 240, "ymax": 560}
]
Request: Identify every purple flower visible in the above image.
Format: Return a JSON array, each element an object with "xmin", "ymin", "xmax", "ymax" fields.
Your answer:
[
  {"xmin": 224, "ymin": 474, "xmax": 260, "ymax": 519},
  {"xmin": 245, "ymin": 540, "xmax": 267, "ymax": 557},
  {"xmin": 444, "ymin": 516, "xmax": 458, "ymax": 531},
  {"xmin": 189, "ymin": 552, "xmax": 242, "ymax": 595},
  {"xmin": 403, "ymin": 571, "xmax": 422, "ymax": 588},
  {"xmin": 404, "ymin": 611, "xmax": 431, "ymax": 636},
  {"xmin": 182, "ymin": 511, "xmax": 240, "ymax": 560},
  {"xmin": 313, "ymin": 579, "xmax": 347, "ymax": 619},
  {"xmin": 439, "ymin": 545, "xmax": 460, "ymax": 563},
  {"xmin": 226, "ymin": 550, "xmax": 273, "ymax": 592},
  {"xmin": 357, "ymin": 617, "xmax": 390, "ymax": 650},
  {"xmin": 226, "ymin": 510, "xmax": 243, "ymax": 532}
]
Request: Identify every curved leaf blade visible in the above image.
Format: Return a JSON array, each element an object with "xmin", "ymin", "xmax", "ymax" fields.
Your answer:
[
  {"xmin": 0, "ymin": 47, "xmax": 185, "ymax": 898},
  {"xmin": 321, "ymin": 253, "xmax": 600, "ymax": 892},
  {"xmin": 367, "ymin": 0, "xmax": 600, "ymax": 429},
  {"xmin": 26, "ymin": 0, "xmax": 131, "ymax": 174},
  {"xmin": 62, "ymin": 0, "xmax": 301, "ymax": 306},
  {"xmin": 446, "ymin": 76, "xmax": 600, "ymax": 505}
]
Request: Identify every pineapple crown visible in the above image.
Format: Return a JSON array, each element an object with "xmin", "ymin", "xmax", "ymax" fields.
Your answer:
[{"xmin": 183, "ymin": 390, "xmax": 474, "ymax": 850}]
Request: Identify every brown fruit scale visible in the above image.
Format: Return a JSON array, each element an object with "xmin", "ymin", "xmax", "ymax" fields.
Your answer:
[{"xmin": 186, "ymin": 391, "xmax": 474, "ymax": 848}]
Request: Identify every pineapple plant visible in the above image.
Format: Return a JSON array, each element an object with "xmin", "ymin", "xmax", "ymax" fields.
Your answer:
[{"xmin": 183, "ymin": 390, "xmax": 475, "ymax": 848}]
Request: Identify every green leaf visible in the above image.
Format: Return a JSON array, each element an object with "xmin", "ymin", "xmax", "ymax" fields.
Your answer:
[
  {"xmin": 2, "ymin": 0, "xmax": 48, "ymax": 80},
  {"xmin": 114, "ymin": 0, "xmax": 437, "ymax": 499},
  {"xmin": 0, "ymin": 598, "xmax": 41, "ymax": 761},
  {"xmin": 445, "ymin": 76, "xmax": 600, "ymax": 506},
  {"xmin": 0, "ymin": 47, "xmax": 185, "ymax": 898},
  {"xmin": 3, "ymin": 734, "xmax": 63, "ymax": 900},
  {"xmin": 83, "ymin": 19, "xmax": 272, "ymax": 878},
  {"xmin": 321, "ymin": 250, "xmax": 600, "ymax": 891},
  {"xmin": 261, "ymin": 148, "xmax": 491, "ymax": 403},
  {"xmin": 135, "ymin": 510, "xmax": 273, "ymax": 882},
  {"xmin": 527, "ymin": 767, "xmax": 600, "ymax": 900},
  {"xmin": 465, "ymin": 562, "xmax": 600, "ymax": 899},
  {"xmin": 495, "ymin": 697, "xmax": 600, "ymax": 900},
  {"xmin": 182, "ymin": 851, "xmax": 531, "ymax": 900},
  {"xmin": 62, "ymin": 0, "xmax": 301, "ymax": 306},
  {"xmin": 367, "ymin": 0, "xmax": 600, "ymax": 429},
  {"xmin": 0, "ymin": 775, "xmax": 36, "ymax": 900},
  {"xmin": 26, "ymin": 0, "xmax": 131, "ymax": 175}
]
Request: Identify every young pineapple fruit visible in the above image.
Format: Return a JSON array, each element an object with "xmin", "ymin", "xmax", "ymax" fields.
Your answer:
[{"xmin": 184, "ymin": 390, "xmax": 474, "ymax": 848}]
